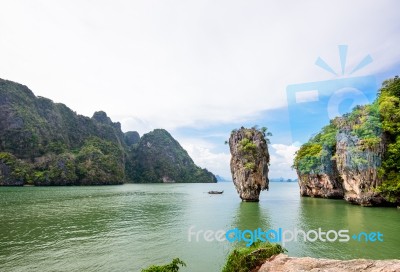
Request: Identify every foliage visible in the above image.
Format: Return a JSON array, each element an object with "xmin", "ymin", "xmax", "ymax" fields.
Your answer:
[
  {"xmin": 235, "ymin": 127, "xmax": 270, "ymax": 172},
  {"xmin": 222, "ymin": 242, "xmax": 286, "ymax": 272},
  {"xmin": 141, "ymin": 258, "xmax": 186, "ymax": 272},
  {"xmin": 244, "ymin": 162, "xmax": 256, "ymax": 171},
  {"xmin": 376, "ymin": 76, "xmax": 400, "ymax": 202},
  {"xmin": 127, "ymin": 129, "xmax": 216, "ymax": 183},
  {"xmin": 260, "ymin": 126, "xmax": 273, "ymax": 144},
  {"xmin": 293, "ymin": 143, "xmax": 323, "ymax": 174},
  {"xmin": 239, "ymin": 138, "xmax": 257, "ymax": 154},
  {"xmin": 0, "ymin": 152, "xmax": 31, "ymax": 185},
  {"xmin": 1, "ymin": 79, "xmax": 215, "ymax": 185},
  {"xmin": 293, "ymin": 122, "xmax": 337, "ymax": 175},
  {"xmin": 376, "ymin": 177, "xmax": 400, "ymax": 203},
  {"xmin": 76, "ymin": 137, "xmax": 124, "ymax": 184},
  {"xmin": 32, "ymin": 153, "xmax": 78, "ymax": 185}
]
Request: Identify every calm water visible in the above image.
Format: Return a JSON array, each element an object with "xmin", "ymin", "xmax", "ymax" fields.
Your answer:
[{"xmin": 1, "ymin": 183, "xmax": 399, "ymax": 272}]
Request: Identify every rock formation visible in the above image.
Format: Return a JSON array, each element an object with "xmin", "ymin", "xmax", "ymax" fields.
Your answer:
[
  {"xmin": 297, "ymin": 146, "xmax": 344, "ymax": 199},
  {"xmin": 335, "ymin": 130, "xmax": 387, "ymax": 206},
  {"xmin": 0, "ymin": 78, "xmax": 216, "ymax": 185},
  {"xmin": 294, "ymin": 105, "xmax": 390, "ymax": 206},
  {"xmin": 229, "ymin": 127, "xmax": 270, "ymax": 201},
  {"xmin": 258, "ymin": 254, "xmax": 400, "ymax": 272},
  {"xmin": 126, "ymin": 129, "xmax": 216, "ymax": 183},
  {"xmin": 294, "ymin": 76, "xmax": 400, "ymax": 206}
]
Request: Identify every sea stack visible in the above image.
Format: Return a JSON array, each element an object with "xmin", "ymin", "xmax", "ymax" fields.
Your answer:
[{"xmin": 229, "ymin": 127, "xmax": 270, "ymax": 202}]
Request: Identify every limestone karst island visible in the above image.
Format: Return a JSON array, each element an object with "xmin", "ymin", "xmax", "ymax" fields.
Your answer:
[{"xmin": 0, "ymin": 79, "xmax": 216, "ymax": 186}]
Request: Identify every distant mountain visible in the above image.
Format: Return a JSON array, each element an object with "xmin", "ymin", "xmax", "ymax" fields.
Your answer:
[
  {"xmin": 126, "ymin": 129, "xmax": 216, "ymax": 183},
  {"xmin": 0, "ymin": 78, "xmax": 216, "ymax": 185},
  {"xmin": 270, "ymin": 178, "xmax": 298, "ymax": 182},
  {"xmin": 215, "ymin": 175, "xmax": 231, "ymax": 182}
]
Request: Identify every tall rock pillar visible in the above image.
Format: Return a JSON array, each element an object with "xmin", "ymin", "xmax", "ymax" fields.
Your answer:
[{"xmin": 229, "ymin": 127, "xmax": 270, "ymax": 202}]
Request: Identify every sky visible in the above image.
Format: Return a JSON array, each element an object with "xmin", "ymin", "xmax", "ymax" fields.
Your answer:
[{"xmin": 1, "ymin": 0, "xmax": 400, "ymax": 179}]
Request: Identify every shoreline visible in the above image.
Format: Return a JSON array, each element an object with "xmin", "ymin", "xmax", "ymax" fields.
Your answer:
[{"xmin": 259, "ymin": 254, "xmax": 400, "ymax": 272}]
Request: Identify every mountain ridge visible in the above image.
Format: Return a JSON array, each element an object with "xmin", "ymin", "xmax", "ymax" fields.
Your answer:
[{"xmin": 0, "ymin": 78, "xmax": 216, "ymax": 185}]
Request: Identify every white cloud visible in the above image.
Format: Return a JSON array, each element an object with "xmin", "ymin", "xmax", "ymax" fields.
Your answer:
[
  {"xmin": 269, "ymin": 143, "xmax": 300, "ymax": 179},
  {"xmin": 0, "ymin": 0, "xmax": 398, "ymax": 179},
  {"xmin": 0, "ymin": 0, "xmax": 399, "ymax": 132},
  {"xmin": 179, "ymin": 138, "xmax": 300, "ymax": 180},
  {"xmin": 179, "ymin": 139, "xmax": 231, "ymax": 179}
]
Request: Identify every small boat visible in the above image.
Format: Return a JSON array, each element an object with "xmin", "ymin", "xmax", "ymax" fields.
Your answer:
[{"xmin": 208, "ymin": 190, "xmax": 224, "ymax": 194}]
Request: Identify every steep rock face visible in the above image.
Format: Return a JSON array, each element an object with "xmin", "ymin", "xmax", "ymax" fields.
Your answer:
[
  {"xmin": 294, "ymin": 102, "xmax": 394, "ymax": 206},
  {"xmin": 335, "ymin": 130, "xmax": 387, "ymax": 206},
  {"xmin": 126, "ymin": 129, "xmax": 216, "ymax": 183},
  {"xmin": 298, "ymin": 174, "xmax": 344, "ymax": 199},
  {"xmin": 229, "ymin": 127, "xmax": 269, "ymax": 202},
  {"xmin": 0, "ymin": 78, "xmax": 216, "ymax": 185},
  {"xmin": 297, "ymin": 146, "xmax": 344, "ymax": 199}
]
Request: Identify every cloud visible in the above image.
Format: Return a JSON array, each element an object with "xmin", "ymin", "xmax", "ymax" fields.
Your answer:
[
  {"xmin": 179, "ymin": 137, "xmax": 300, "ymax": 180},
  {"xmin": 0, "ymin": 0, "xmax": 398, "ymax": 180},
  {"xmin": 269, "ymin": 143, "xmax": 300, "ymax": 179},
  {"xmin": 1, "ymin": 0, "xmax": 399, "ymax": 132},
  {"xmin": 179, "ymin": 139, "xmax": 231, "ymax": 178}
]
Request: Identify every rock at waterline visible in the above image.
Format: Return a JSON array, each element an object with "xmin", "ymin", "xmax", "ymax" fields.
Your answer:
[{"xmin": 259, "ymin": 254, "xmax": 400, "ymax": 272}]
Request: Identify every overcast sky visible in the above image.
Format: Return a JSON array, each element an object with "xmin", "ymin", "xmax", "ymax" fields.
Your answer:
[{"xmin": 1, "ymin": 0, "xmax": 400, "ymax": 179}]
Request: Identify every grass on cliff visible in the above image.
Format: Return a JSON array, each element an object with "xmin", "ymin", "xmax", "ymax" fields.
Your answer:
[{"xmin": 222, "ymin": 242, "xmax": 286, "ymax": 272}]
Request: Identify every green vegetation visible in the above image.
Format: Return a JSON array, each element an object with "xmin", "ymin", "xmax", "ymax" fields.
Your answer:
[
  {"xmin": 127, "ymin": 129, "xmax": 216, "ymax": 183},
  {"xmin": 293, "ymin": 122, "xmax": 337, "ymax": 175},
  {"xmin": 141, "ymin": 242, "xmax": 285, "ymax": 272},
  {"xmin": 0, "ymin": 78, "xmax": 216, "ymax": 185},
  {"xmin": 0, "ymin": 152, "xmax": 31, "ymax": 185},
  {"xmin": 376, "ymin": 76, "xmax": 400, "ymax": 202},
  {"xmin": 293, "ymin": 76, "xmax": 400, "ymax": 203},
  {"xmin": 222, "ymin": 242, "xmax": 286, "ymax": 272},
  {"xmin": 232, "ymin": 126, "xmax": 271, "ymax": 171},
  {"xmin": 141, "ymin": 258, "xmax": 186, "ymax": 272}
]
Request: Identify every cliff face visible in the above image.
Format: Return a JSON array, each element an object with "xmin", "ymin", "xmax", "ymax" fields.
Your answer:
[
  {"xmin": 294, "ymin": 102, "xmax": 392, "ymax": 206},
  {"xmin": 297, "ymin": 145, "xmax": 344, "ymax": 199},
  {"xmin": 335, "ymin": 130, "xmax": 387, "ymax": 206},
  {"xmin": 127, "ymin": 129, "xmax": 216, "ymax": 183},
  {"xmin": 294, "ymin": 77, "xmax": 400, "ymax": 206},
  {"xmin": 229, "ymin": 127, "xmax": 270, "ymax": 202},
  {"xmin": 0, "ymin": 78, "xmax": 216, "ymax": 185}
]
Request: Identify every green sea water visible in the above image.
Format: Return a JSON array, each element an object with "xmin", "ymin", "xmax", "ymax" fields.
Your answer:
[{"xmin": 1, "ymin": 183, "xmax": 399, "ymax": 271}]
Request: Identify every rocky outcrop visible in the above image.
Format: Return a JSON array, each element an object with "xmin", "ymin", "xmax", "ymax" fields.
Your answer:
[
  {"xmin": 335, "ymin": 131, "xmax": 387, "ymax": 206},
  {"xmin": 259, "ymin": 254, "xmax": 400, "ymax": 272},
  {"xmin": 294, "ymin": 102, "xmax": 395, "ymax": 206},
  {"xmin": 124, "ymin": 131, "xmax": 140, "ymax": 146},
  {"xmin": 297, "ymin": 146, "xmax": 344, "ymax": 199},
  {"xmin": 229, "ymin": 127, "xmax": 269, "ymax": 201},
  {"xmin": 0, "ymin": 78, "xmax": 216, "ymax": 185},
  {"xmin": 126, "ymin": 129, "xmax": 216, "ymax": 183}
]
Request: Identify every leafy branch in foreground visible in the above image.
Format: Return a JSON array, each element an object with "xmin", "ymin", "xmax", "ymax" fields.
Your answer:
[
  {"xmin": 141, "ymin": 258, "xmax": 186, "ymax": 272},
  {"xmin": 222, "ymin": 242, "xmax": 286, "ymax": 272}
]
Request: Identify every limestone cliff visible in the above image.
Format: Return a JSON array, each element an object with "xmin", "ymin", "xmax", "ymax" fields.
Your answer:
[
  {"xmin": 126, "ymin": 129, "xmax": 216, "ymax": 183},
  {"xmin": 297, "ymin": 146, "xmax": 344, "ymax": 199},
  {"xmin": 229, "ymin": 127, "xmax": 270, "ymax": 202},
  {"xmin": 293, "ymin": 79, "xmax": 399, "ymax": 206},
  {"xmin": 0, "ymin": 78, "xmax": 216, "ymax": 185},
  {"xmin": 335, "ymin": 129, "xmax": 387, "ymax": 206}
]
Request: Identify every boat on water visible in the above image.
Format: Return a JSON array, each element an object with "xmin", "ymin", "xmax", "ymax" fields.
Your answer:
[{"xmin": 208, "ymin": 190, "xmax": 224, "ymax": 194}]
